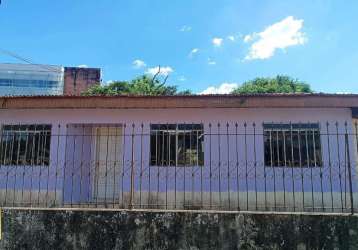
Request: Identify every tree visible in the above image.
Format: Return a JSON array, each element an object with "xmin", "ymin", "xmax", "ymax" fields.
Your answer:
[
  {"xmin": 82, "ymin": 81, "xmax": 130, "ymax": 96},
  {"xmin": 83, "ymin": 75, "xmax": 192, "ymax": 96},
  {"xmin": 231, "ymin": 75, "xmax": 312, "ymax": 94}
]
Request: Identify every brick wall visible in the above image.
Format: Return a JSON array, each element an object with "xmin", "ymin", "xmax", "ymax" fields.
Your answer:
[{"xmin": 64, "ymin": 67, "xmax": 100, "ymax": 95}]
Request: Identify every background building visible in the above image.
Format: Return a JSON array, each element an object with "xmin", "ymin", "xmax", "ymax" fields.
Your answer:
[
  {"xmin": 64, "ymin": 66, "xmax": 101, "ymax": 95},
  {"xmin": 0, "ymin": 63, "xmax": 100, "ymax": 96}
]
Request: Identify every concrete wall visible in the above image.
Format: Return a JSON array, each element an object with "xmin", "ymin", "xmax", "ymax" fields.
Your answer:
[
  {"xmin": 0, "ymin": 108, "xmax": 356, "ymax": 210},
  {"xmin": 0, "ymin": 209, "xmax": 358, "ymax": 249}
]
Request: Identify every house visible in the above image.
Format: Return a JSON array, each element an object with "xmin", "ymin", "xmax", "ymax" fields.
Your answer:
[
  {"xmin": 0, "ymin": 63, "xmax": 100, "ymax": 96},
  {"xmin": 0, "ymin": 93, "xmax": 357, "ymax": 212}
]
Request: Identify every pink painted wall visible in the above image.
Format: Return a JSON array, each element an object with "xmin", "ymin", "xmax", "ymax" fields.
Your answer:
[{"xmin": 0, "ymin": 107, "xmax": 356, "ymax": 208}]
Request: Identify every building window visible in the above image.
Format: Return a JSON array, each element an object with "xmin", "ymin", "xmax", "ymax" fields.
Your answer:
[
  {"xmin": 0, "ymin": 78, "xmax": 60, "ymax": 88},
  {"xmin": 0, "ymin": 125, "xmax": 51, "ymax": 166},
  {"xmin": 150, "ymin": 124, "xmax": 204, "ymax": 166},
  {"xmin": 263, "ymin": 123, "xmax": 322, "ymax": 167}
]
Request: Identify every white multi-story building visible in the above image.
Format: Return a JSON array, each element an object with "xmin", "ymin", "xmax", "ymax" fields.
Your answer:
[
  {"xmin": 0, "ymin": 63, "xmax": 64, "ymax": 96},
  {"xmin": 0, "ymin": 63, "xmax": 100, "ymax": 96}
]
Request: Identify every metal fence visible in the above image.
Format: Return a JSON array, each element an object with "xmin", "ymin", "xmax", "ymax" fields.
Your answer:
[{"xmin": 0, "ymin": 121, "xmax": 357, "ymax": 213}]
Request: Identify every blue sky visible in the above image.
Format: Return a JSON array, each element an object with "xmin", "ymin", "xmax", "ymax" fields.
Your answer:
[{"xmin": 1, "ymin": 0, "xmax": 358, "ymax": 93}]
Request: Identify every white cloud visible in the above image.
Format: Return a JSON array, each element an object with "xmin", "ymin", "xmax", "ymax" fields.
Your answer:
[
  {"xmin": 132, "ymin": 59, "xmax": 146, "ymax": 69},
  {"xmin": 180, "ymin": 25, "xmax": 192, "ymax": 32},
  {"xmin": 208, "ymin": 58, "xmax": 216, "ymax": 65},
  {"xmin": 145, "ymin": 66, "xmax": 174, "ymax": 76},
  {"xmin": 244, "ymin": 16, "xmax": 307, "ymax": 60},
  {"xmin": 77, "ymin": 64, "xmax": 88, "ymax": 68},
  {"xmin": 178, "ymin": 76, "xmax": 187, "ymax": 82},
  {"xmin": 227, "ymin": 35, "xmax": 236, "ymax": 41},
  {"xmin": 188, "ymin": 48, "xmax": 199, "ymax": 58},
  {"xmin": 243, "ymin": 34, "xmax": 255, "ymax": 43},
  {"xmin": 335, "ymin": 91, "xmax": 353, "ymax": 94},
  {"xmin": 199, "ymin": 82, "xmax": 238, "ymax": 95},
  {"xmin": 212, "ymin": 37, "xmax": 223, "ymax": 47}
]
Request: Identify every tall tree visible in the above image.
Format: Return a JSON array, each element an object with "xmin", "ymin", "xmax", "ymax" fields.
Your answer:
[
  {"xmin": 231, "ymin": 75, "xmax": 312, "ymax": 94},
  {"xmin": 83, "ymin": 75, "xmax": 192, "ymax": 96}
]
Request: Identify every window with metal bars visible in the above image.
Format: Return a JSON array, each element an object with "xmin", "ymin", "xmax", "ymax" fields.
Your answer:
[
  {"xmin": 150, "ymin": 124, "xmax": 204, "ymax": 166},
  {"xmin": 263, "ymin": 123, "xmax": 322, "ymax": 167},
  {"xmin": 0, "ymin": 125, "xmax": 52, "ymax": 166}
]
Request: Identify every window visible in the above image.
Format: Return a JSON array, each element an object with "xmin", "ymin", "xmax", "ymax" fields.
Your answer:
[
  {"xmin": 263, "ymin": 123, "xmax": 322, "ymax": 167},
  {"xmin": 150, "ymin": 124, "xmax": 204, "ymax": 166},
  {"xmin": 0, "ymin": 79, "xmax": 60, "ymax": 88},
  {"xmin": 0, "ymin": 125, "xmax": 52, "ymax": 166}
]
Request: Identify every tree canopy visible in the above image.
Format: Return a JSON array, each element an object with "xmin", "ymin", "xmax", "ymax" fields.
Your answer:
[
  {"xmin": 231, "ymin": 75, "xmax": 312, "ymax": 94},
  {"xmin": 82, "ymin": 75, "xmax": 192, "ymax": 96},
  {"xmin": 83, "ymin": 74, "xmax": 312, "ymax": 96}
]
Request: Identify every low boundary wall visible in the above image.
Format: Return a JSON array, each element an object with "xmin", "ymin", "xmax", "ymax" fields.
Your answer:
[{"xmin": 0, "ymin": 208, "xmax": 358, "ymax": 249}]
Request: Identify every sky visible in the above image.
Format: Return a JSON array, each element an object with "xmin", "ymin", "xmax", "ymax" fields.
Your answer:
[{"xmin": 0, "ymin": 0, "xmax": 358, "ymax": 94}]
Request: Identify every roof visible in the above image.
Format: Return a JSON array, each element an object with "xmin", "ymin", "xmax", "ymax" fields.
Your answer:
[
  {"xmin": 0, "ymin": 93, "xmax": 358, "ymax": 109},
  {"xmin": 0, "ymin": 63, "xmax": 63, "ymax": 74}
]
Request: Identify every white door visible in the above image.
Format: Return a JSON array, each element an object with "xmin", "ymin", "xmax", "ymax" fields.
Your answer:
[{"xmin": 93, "ymin": 127, "xmax": 122, "ymax": 201}]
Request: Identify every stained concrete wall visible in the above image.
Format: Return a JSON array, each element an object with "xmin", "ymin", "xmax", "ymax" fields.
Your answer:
[{"xmin": 0, "ymin": 209, "xmax": 358, "ymax": 250}]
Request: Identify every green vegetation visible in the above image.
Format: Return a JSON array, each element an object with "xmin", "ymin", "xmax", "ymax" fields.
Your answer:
[
  {"xmin": 231, "ymin": 75, "xmax": 312, "ymax": 94},
  {"xmin": 83, "ymin": 74, "xmax": 312, "ymax": 96},
  {"xmin": 82, "ymin": 75, "xmax": 192, "ymax": 96}
]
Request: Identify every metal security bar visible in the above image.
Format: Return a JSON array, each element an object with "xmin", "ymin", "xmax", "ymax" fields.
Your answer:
[{"xmin": 0, "ymin": 121, "xmax": 357, "ymax": 213}]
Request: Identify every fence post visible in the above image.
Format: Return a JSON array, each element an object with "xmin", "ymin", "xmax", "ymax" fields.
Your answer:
[
  {"xmin": 345, "ymin": 133, "xmax": 354, "ymax": 214},
  {"xmin": 129, "ymin": 124, "xmax": 135, "ymax": 209}
]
